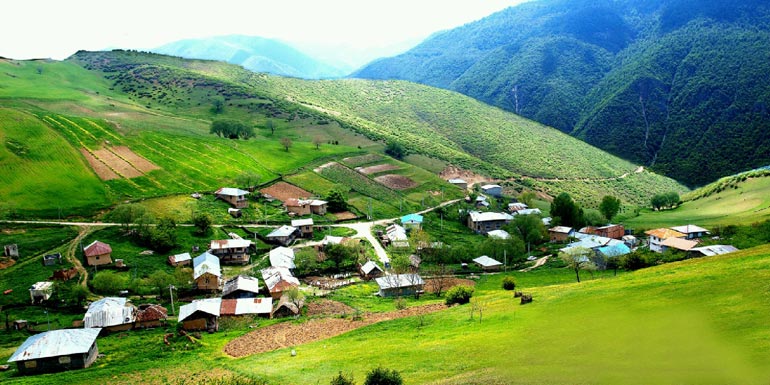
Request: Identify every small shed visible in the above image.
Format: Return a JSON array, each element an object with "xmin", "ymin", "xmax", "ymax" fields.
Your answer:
[
  {"xmin": 548, "ymin": 226, "xmax": 574, "ymax": 243},
  {"xmin": 83, "ymin": 241, "xmax": 112, "ymax": 266},
  {"xmin": 215, "ymin": 187, "xmax": 249, "ymax": 208},
  {"xmin": 285, "ymin": 198, "xmax": 312, "ymax": 216},
  {"xmin": 359, "ymin": 260, "xmax": 384, "ymax": 280},
  {"xmin": 480, "ymin": 184, "xmax": 502, "ymax": 197},
  {"xmin": 193, "ymin": 252, "xmax": 221, "ymax": 291},
  {"xmin": 7, "ymin": 328, "xmax": 101, "ymax": 375},
  {"xmin": 309, "ymin": 199, "xmax": 328, "ymax": 215},
  {"xmin": 168, "ymin": 252, "xmax": 192, "ymax": 267},
  {"xmin": 134, "ymin": 304, "xmax": 168, "ymax": 328},
  {"xmin": 269, "ymin": 246, "xmax": 296, "ymax": 269},
  {"xmin": 228, "ymin": 208, "xmax": 242, "ymax": 218},
  {"xmin": 291, "ymin": 218, "xmax": 314, "ymax": 238},
  {"xmin": 222, "ymin": 275, "xmax": 261, "ymax": 299},
  {"xmin": 447, "ymin": 178, "xmax": 468, "ymax": 190},
  {"xmin": 271, "ymin": 295, "xmax": 305, "ymax": 318},
  {"xmin": 178, "ymin": 298, "xmax": 221, "ymax": 332},
  {"xmin": 4, "ymin": 244, "xmax": 19, "ymax": 258},
  {"xmin": 29, "ymin": 282, "xmax": 53, "ymax": 304},
  {"xmin": 473, "ymin": 255, "xmax": 503, "ymax": 271},
  {"xmin": 266, "ymin": 225, "xmax": 298, "ymax": 246},
  {"xmin": 42, "ymin": 253, "xmax": 62, "ymax": 266},
  {"xmin": 375, "ymin": 274, "xmax": 425, "ymax": 297}
]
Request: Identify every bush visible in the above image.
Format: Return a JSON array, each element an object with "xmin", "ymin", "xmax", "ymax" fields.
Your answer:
[
  {"xmin": 394, "ymin": 297, "xmax": 407, "ymax": 310},
  {"xmin": 364, "ymin": 367, "xmax": 403, "ymax": 385},
  {"xmin": 502, "ymin": 276, "xmax": 516, "ymax": 291},
  {"xmin": 330, "ymin": 371, "xmax": 355, "ymax": 385},
  {"xmin": 445, "ymin": 285, "xmax": 474, "ymax": 305}
]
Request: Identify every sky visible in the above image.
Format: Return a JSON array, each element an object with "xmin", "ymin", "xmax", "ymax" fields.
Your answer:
[{"xmin": 2, "ymin": 0, "xmax": 528, "ymax": 61}]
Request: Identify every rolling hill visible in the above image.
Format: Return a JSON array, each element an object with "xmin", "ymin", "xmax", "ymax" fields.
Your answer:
[
  {"xmin": 353, "ymin": 0, "xmax": 770, "ymax": 187},
  {"xmin": 151, "ymin": 35, "xmax": 349, "ymax": 79}
]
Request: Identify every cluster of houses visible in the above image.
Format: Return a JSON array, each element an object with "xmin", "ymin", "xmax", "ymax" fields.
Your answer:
[{"xmin": 644, "ymin": 224, "xmax": 738, "ymax": 257}]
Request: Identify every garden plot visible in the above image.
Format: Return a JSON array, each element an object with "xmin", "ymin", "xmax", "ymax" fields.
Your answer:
[
  {"xmin": 374, "ymin": 174, "xmax": 418, "ymax": 190},
  {"xmin": 260, "ymin": 181, "xmax": 314, "ymax": 202},
  {"xmin": 81, "ymin": 146, "xmax": 159, "ymax": 181},
  {"xmin": 356, "ymin": 163, "xmax": 400, "ymax": 175}
]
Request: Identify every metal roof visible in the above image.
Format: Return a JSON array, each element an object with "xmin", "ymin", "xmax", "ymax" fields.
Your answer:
[
  {"xmin": 222, "ymin": 275, "xmax": 261, "ymax": 297},
  {"xmin": 8, "ymin": 328, "xmax": 101, "ymax": 362},
  {"xmin": 597, "ymin": 243, "xmax": 631, "ymax": 257},
  {"xmin": 269, "ymin": 246, "xmax": 296, "ymax": 269},
  {"xmin": 291, "ymin": 218, "xmax": 314, "ymax": 227},
  {"xmin": 310, "ymin": 200, "xmax": 328, "ymax": 206},
  {"xmin": 210, "ymin": 239, "xmax": 251, "ymax": 250},
  {"xmin": 215, "ymin": 187, "xmax": 249, "ymax": 197},
  {"xmin": 690, "ymin": 244, "xmax": 738, "ymax": 256},
  {"xmin": 172, "ymin": 252, "xmax": 191, "ymax": 263},
  {"xmin": 645, "ymin": 228, "xmax": 686, "ymax": 239},
  {"xmin": 670, "ymin": 224, "xmax": 709, "ymax": 235},
  {"xmin": 549, "ymin": 226, "xmax": 573, "ymax": 234},
  {"xmin": 193, "ymin": 252, "xmax": 221, "ymax": 279},
  {"xmin": 375, "ymin": 274, "xmax": 424, "ymax": 290},
  {"xmin": 448, "ymin": 178, "xmax": 467, "ymax": 184},
  {"xmin": 515, "ymin": 208, "xmax": 542, "ymax": 216},
  {"xmin": 481, "ymin": 184, "xmax": 501, "ymax": 189},
  {"xmin": 322, "ymin": 235, "xmax": 346, "ymax": 246},
  {"xmin": 473, "ymin": 255, "xmax": 503, "ymax": 267},
  {"xmin": 661, "ymin": 237, "xmax": 698, "ymax": 251},
  {"xmin": 221, "ymin": 297, "xmax": 273, "ymax": 315},
  {"xmin": 400, "ymin": 213, "xmax": 424, "ymax": 224},
  {"xmin": 178, "ymin": 298, "xmax": 222, "ymax": 322},
  {"xmin": 83, "ymin": 297, "xmax": 136, "ymax": 328},
  {"xmin": 84, "ymin": 240, "xmax": 111, "ymax": 257},
  {"xmin": 261, "ymin": 266, "xmax": 299, "ymax": 291},
  {"xmin": 487, "ymin": 230, "xmax": 510, "ymax": 239},
  {"xmin": 267, "ymin": 225, "xmax": 297, "ymax": 238},
  {"xmin": 468, "ymin": 211, "xmax": 513, "ymax": 222},
  {"xmin": 361, "ymin": 260, "xmax": 383, "ymax": 275}
]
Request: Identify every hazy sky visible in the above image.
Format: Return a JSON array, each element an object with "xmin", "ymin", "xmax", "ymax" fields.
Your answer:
[{"xmin": 2, "ymin": 0, "xmax": 528, "ymax": 60}]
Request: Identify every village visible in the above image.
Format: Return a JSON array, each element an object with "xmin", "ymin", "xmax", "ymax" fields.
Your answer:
[{"xmin": 1, "ymin": 179, "xmax": 740, "ymax": 376}]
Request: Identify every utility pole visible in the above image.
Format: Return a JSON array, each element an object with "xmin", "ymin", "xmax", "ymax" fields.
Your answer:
[{"xmin": 168, "ymin": 285, "xmax": 175, "ymax": 316}]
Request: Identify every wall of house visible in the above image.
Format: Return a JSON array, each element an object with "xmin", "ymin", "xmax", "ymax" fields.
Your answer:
[
  {"xmin": 87, "ymin": 253, "xmax": 112, "ymax": 266},
  {"xmin": 195, "ymin": 273, "xmax": 220, "ymax": 290},
  {"xmin": 16, "ymin": 344, "xmax": 97, "ymax": 375}
]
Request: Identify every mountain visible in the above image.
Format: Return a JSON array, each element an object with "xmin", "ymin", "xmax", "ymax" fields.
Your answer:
[
  {"xmin": 353, "ymin": 0, "xmax": 770, "ymax": 187},
  {"xmin": 151, "ymin": 35, "xmax": 349, "ymax": 79}
]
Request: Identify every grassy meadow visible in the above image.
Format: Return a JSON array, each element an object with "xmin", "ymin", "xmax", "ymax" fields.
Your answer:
[{"xmin": 2, "ymin": 244, "xmax": 769, "ymax": 384}]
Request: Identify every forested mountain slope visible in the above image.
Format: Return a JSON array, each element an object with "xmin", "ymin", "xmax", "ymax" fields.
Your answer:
[{"xmin": 353, "ymin": 0, "xmax": 770, "ymax": 186}]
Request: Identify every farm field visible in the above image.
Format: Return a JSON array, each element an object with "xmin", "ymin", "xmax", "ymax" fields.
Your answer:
[{"xmin": 2, "ymin": 245, "xmax": 769, "ymax": 384}]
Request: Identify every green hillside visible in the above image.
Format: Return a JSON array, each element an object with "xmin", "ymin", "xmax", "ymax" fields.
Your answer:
[
  {"xmin": 354, "ymin": 0, "xmax": 770, "ymax": 187},
  {"xmin": 4, "ymin": 243, "xmax": 769, "ymax": 384}
]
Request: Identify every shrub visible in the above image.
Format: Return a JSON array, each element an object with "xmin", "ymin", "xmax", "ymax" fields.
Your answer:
[
  {"xmin": 330, "ymin": 371, "xmax": 355, "ymax": 385},
  {"xmin": 364, "ymin": 367, "xmax": 403, "ymax": 385},
  {"xmin": 502, "ymin": 276, "xmax": 516, "ymax": 291},
  {"xmin": 394, "ymin": 297, "xmax": 407, "ymax": 310},
  {"xmin": 445, "ymin": 285, "xmax": 474, "ymax": 305}
]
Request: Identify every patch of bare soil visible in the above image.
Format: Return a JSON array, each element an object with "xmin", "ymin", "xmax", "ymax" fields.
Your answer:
[
  {"xmin": 259, "ymin": 182, "xmax": 313, "ymax": 203},
  {"xmin": 81, "ymin": 149, "xmax": 119, "ymax": 180},
  {"xmin": 224, "ymin": 303, "xmax": 447, "ymax": 357},
  {"xmin": 424, "ymin": 278, "xmax": 476, "ymax": 294},
  {"xmin": 439, "ymin": 165, "xmax": 490, "ymax": 188},
  {"xmin": 111, "ymin": 146, "xmax": 160, "ymax": 173},
  {"xmin": 0, "ymin": 258, "xmax": 16, "ymax": 270},
  {"xmin": 305, "ymin": 299, "xmax": 356, "ymax": 317},
  {"xmin": 334, "ymin": 211, "xmax": 358, "ymax": 221},
  {"xmin": 93, "ymin": 148, "xmax": 143, "ymax": 178},
  {"xmin": 374, "ymin": 174, "xmax": 418, "ymax": 190},
  {"xmin": 356, "ymin": 163, "xmax": 400, "ymax": 175}
]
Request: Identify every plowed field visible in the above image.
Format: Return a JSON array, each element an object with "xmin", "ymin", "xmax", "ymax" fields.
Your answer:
[{"xmin": 260, "ymin": 182, "xmax": 313, "ymax": 202}]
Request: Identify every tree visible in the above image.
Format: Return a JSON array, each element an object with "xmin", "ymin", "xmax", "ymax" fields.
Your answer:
[
  {"xmin": 330, "ymin": 372, "xmax": 355, "ymax": 385},
  {"xmin": 558, "ymin": 246, "xmax": 596, "ymax": 283},
  {"xmin": 285, "ymin": 286, "xmax": 305, "ymax": 314},
  {"xmin": 109, "ymin": 203, "xmax": 147, "ymax": 230},
  {"xmin": 424, "ymin": 264, "xmax": 452, "ymax": 297},
  {"xmin": 478, "ymin": 237, "xmax": 525, "ymax": 266},
  {"xmin": 384, "ymin": 141, "xmax": 406, "ymax": 159},
  {"xmin": 91, "ymin": 271, "xmax": 129, "ymax": 295},
  {"xmin": 211, "ymin": 96, "xmax": 225, "ymax": 113},
  {"xmin": 325, "ymin": 243, "xmax": 356, "ymax": 272},
  {"xmin": 148, "ymin": 217, "xmax": 178, "ymax": 253},
  {"xmin": 506, "ymin": 214, "xmax": 547, "ymax": 245},
  {"xmin": 313, "ymin": 136, "xmax": 324, "ymax": 150},
  {"xmin": 445, "ymin": 285, "xmax": 474, "ymax": 305},
  {"xmin": 409, "ymin": 229, "xmax": 431, "ymax": 254},
  {"xmin": 210, "ymin": 119, "xmax": 253, "ymax": 139},
  {"xmin": 294, "ymin": 247, "xmax": 321, "ymax": 276},
  {"xmin": 280, "ymin": 137, "xmax": 293, "ymax": 151},
  {"xmin": 651, "ymin": 191, "xmax": 681, "ymax": 211},
  {"xmin": 266, "ymin": 119, "xmax": 275, "ymax": 135},
  {"xmin": 364, "ymin": 367, "xmax": 403, "ymax": 385},
  {"xmin": 326, "ymin": 189, "xmax": 349, "ymax": 212},
  {"xmin": 519, "ymin": 191, "xmax": 536, "ymax": 206},
  {"xmin": 550, "ymin": 193, "xmax": 583, "ymax": 227},
  {"xmin": 599, "ymin": 195, "xmax": 621, "ymax": 222},
  {"xmin": 147, "ymin": 271, "xmax": 175, "ymax": 298},
  {"xmin": 502, "ymin": 276, "xmax": 516, "ymax": 290},
  {"xmin": 192, "ymin": 213, "xmax": 213, "ymax": 236}
]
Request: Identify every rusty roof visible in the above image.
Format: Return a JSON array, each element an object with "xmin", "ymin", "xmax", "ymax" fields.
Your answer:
[{"xmin": 645, "ymin": 228, "xmax": 685, "ymax": 239}]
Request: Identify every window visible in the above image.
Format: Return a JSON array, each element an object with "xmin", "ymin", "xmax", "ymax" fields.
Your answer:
[
  {"xmin": 24, "ymin": 360, "xmax": 37, "ymax": 368},
  {"xmin": 59, "ymin": 356, "xmax": 71, "ymax": 364}
]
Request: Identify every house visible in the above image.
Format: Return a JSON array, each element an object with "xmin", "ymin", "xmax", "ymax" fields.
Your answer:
[
  {"xmin": 515, "ymin": 208, "xmax": 542, "ymax": 216},
  {"xmin": 467, "ymin": 211, "xmax": 513, "ymax": 235},
  {"xmin": 475, "ymin": 195, "xmax": 490, "ymax": 208},
  {"xmin": 168, "ymin": 252, "xmax": 191, "ymax": 267},
  {"xmin": 565, "ymin": 233, "xmax": 614, "ymax": 251},
  {"xmin": 549, "ymin": 226, "xmax": 574, "ymax": 243},
  {"xmin": 83, "ymin": 297, "xmax": 136, "ymax": 331},
  {"xmin": 7, "ymin": 328, "xmax": 101, "ymax": 375},
  {"xmin": 83, "ymin": 240, "xmax": 112, "ymax": 266},
  {"xmin": 385, "ymin": 224, "xmax": 409, "ymax": 248},
  {"xmin": 41, "ymin": 253, "xmax": 62, "ymax": 266},
  {"xmin": 448, "ymin": 178, "xmax": 468, "ymax": 190},
  {"xmin": 645, "ymin": 228, "xmax": 686, "ymax": 253},
  {"xmin": 29, "ymin": 282, "xmax": 53, "ymax": 304},
  {"xmin": 266, "ymin": 225, "xmax": 298, "ymax": 246},
  {"xmin": 272, "ymin": 296, "xmax": 305, "ymax": 318},
  {"xmin": 178, "ymin": 298, "xmax": 221, "ymax": 332},
  {"xmin": 487, "ymin": 229, "xmax": 510, "ymax": 240},
  {"xmin": 220, "ymin": 297, "xmax": 273, "ymax": 318},
  {"xmin": 660, "ymin": 237, "xmax": 698, "ymax": 253},
  {"xmin": 622, "ymin": 235, "xmax": 638, "ymax": 248},
  {"xmin": 261, "ymin": 266, "xmax": 300, "ymax": 299},
  {"xmin": 193, "ymin": 252, "xmax": 221, "ymax": 291},
  {"xmin": 269, "ymin": 246, "xmax": 296, "ymax": 269},
  {"xmin": 473, "ymin": 255, "xmax": 503, "ymax": 271},
  {"xmin": 215, "ymin": 187, "xmax": 249, "ymax": 209},
  {"xmin": 359, "ymin": 260, "xmax": 384, "ymax": 280},
  {"xmin": 670, "ymin": 224, "xmax": 709, "ymax": 240},
  {"xmin": 222, "ymin": 275, "xmax": 261, "ymax": 299},
  {"xmin": 595, "ymin": 224, "xmax": 625, "ymax": 240},
  {"xmin": 375, "ymin": 274, "xmax": 425, "ymax": 297},
  {"xmin": 291, "ymin": 218, "xmax": 314, "ymax": 238},
  {"xmin": 209, "ymin": 239, "xmax": 251, "ymax": 265},
  {"xmin": 597, "ymin": 243, "xmax": 632, "ymax": 258},
  {"xmin": 228, "ymin": 208, "xmax": 242, "ymax": 218},
  {"xmin": 480, "ymin": 184, "xmax": 502, "ymax": 197},
  {"xmin": 285, "ymin": 198, "xmax": 312, "ymax": 216},
  {"xmin": 134, "ymin": 304, "xmax": 168, "ymax": 328},
  {"xmin": 508, "ymin": 202, "xmax": 528, "ymax": 213},
  {"xmin": 689, "ymin": 244, "xmax": 739, "ymax": 257},
  {"xmin": 400, "ymin": 213, "xmax": 424, "ymax": 230},
  {"xmin": 409, "ymin": 254, "xmax": 422, "ymax": 271},
  {"xmin": 309, "ymin": 199, "xmax": 328, "ymax": 215}
]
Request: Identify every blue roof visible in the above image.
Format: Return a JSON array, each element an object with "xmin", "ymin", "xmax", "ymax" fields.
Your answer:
[
  {"xmin": 401, "ymin": 213, "xmax": 424, "ymax": 224},
  {"xmin": 598, "ymin": 243, "xmax": 631, "ymax": 257}
]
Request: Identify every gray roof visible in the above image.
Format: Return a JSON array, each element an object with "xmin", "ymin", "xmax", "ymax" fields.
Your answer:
[
  {"xmin": 269, "ymin": 246, "xmax": 296, "ymax": 269},
  {"xmin": 267, "ymin": 225, "xmax": 297, "ymax": 238},
  {"xmin": 670, "ymin": 224, "xmax": 709, "ymax": 235},
  {"xmin": 172, "ymin": 252, "xmax": 191, "ymax": 263},
  {"xmin": 193, "ymin": 251, "xmax": 221, "ymax": 279},
  {"xmin": 222, "ymin": 275, "xmax": 261, "ymax": 297},
  {"xmin": 178, "ymin": 298, "xmax": 222, "ymax": 322},
  {"xmin": 83, "ymin": 297, "xmax": 136, "ymax": 328},
  {"xmin": 468, "ymin": 211, "xmax": 513, "ymax": 222},
  {"xmin": 473, "ymin": 255, "xmax": 503, "ymax": 267},
  {"xmin": 215, "ymin": 187, "xmax": 249, "ymax": 197},
  {"xmin": 690, "ymin": 244, "xmax": 738, "ymax": 256},
  {"xmin": 291, "ymin": 218, "xmax": 314, "ymax": 227},
  {"xmin": 375, "ymin": 274, "xmax": 424, "ymax": 290},
  {"xmin": 487, "ymin": 230, "xmax": 510, "ymax": 239},
  {"xmin": 8, "ymin": 328, "xmax": 101, "ymax": 362},
  {"xmin": 361, "ymin": 260, "xmax": 383, "ymax": 275}
]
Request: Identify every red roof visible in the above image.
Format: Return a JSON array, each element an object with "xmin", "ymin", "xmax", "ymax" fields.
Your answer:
[{"xmin": 84, "ymin": 241, "xmax": 112, "ymax": 257}]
